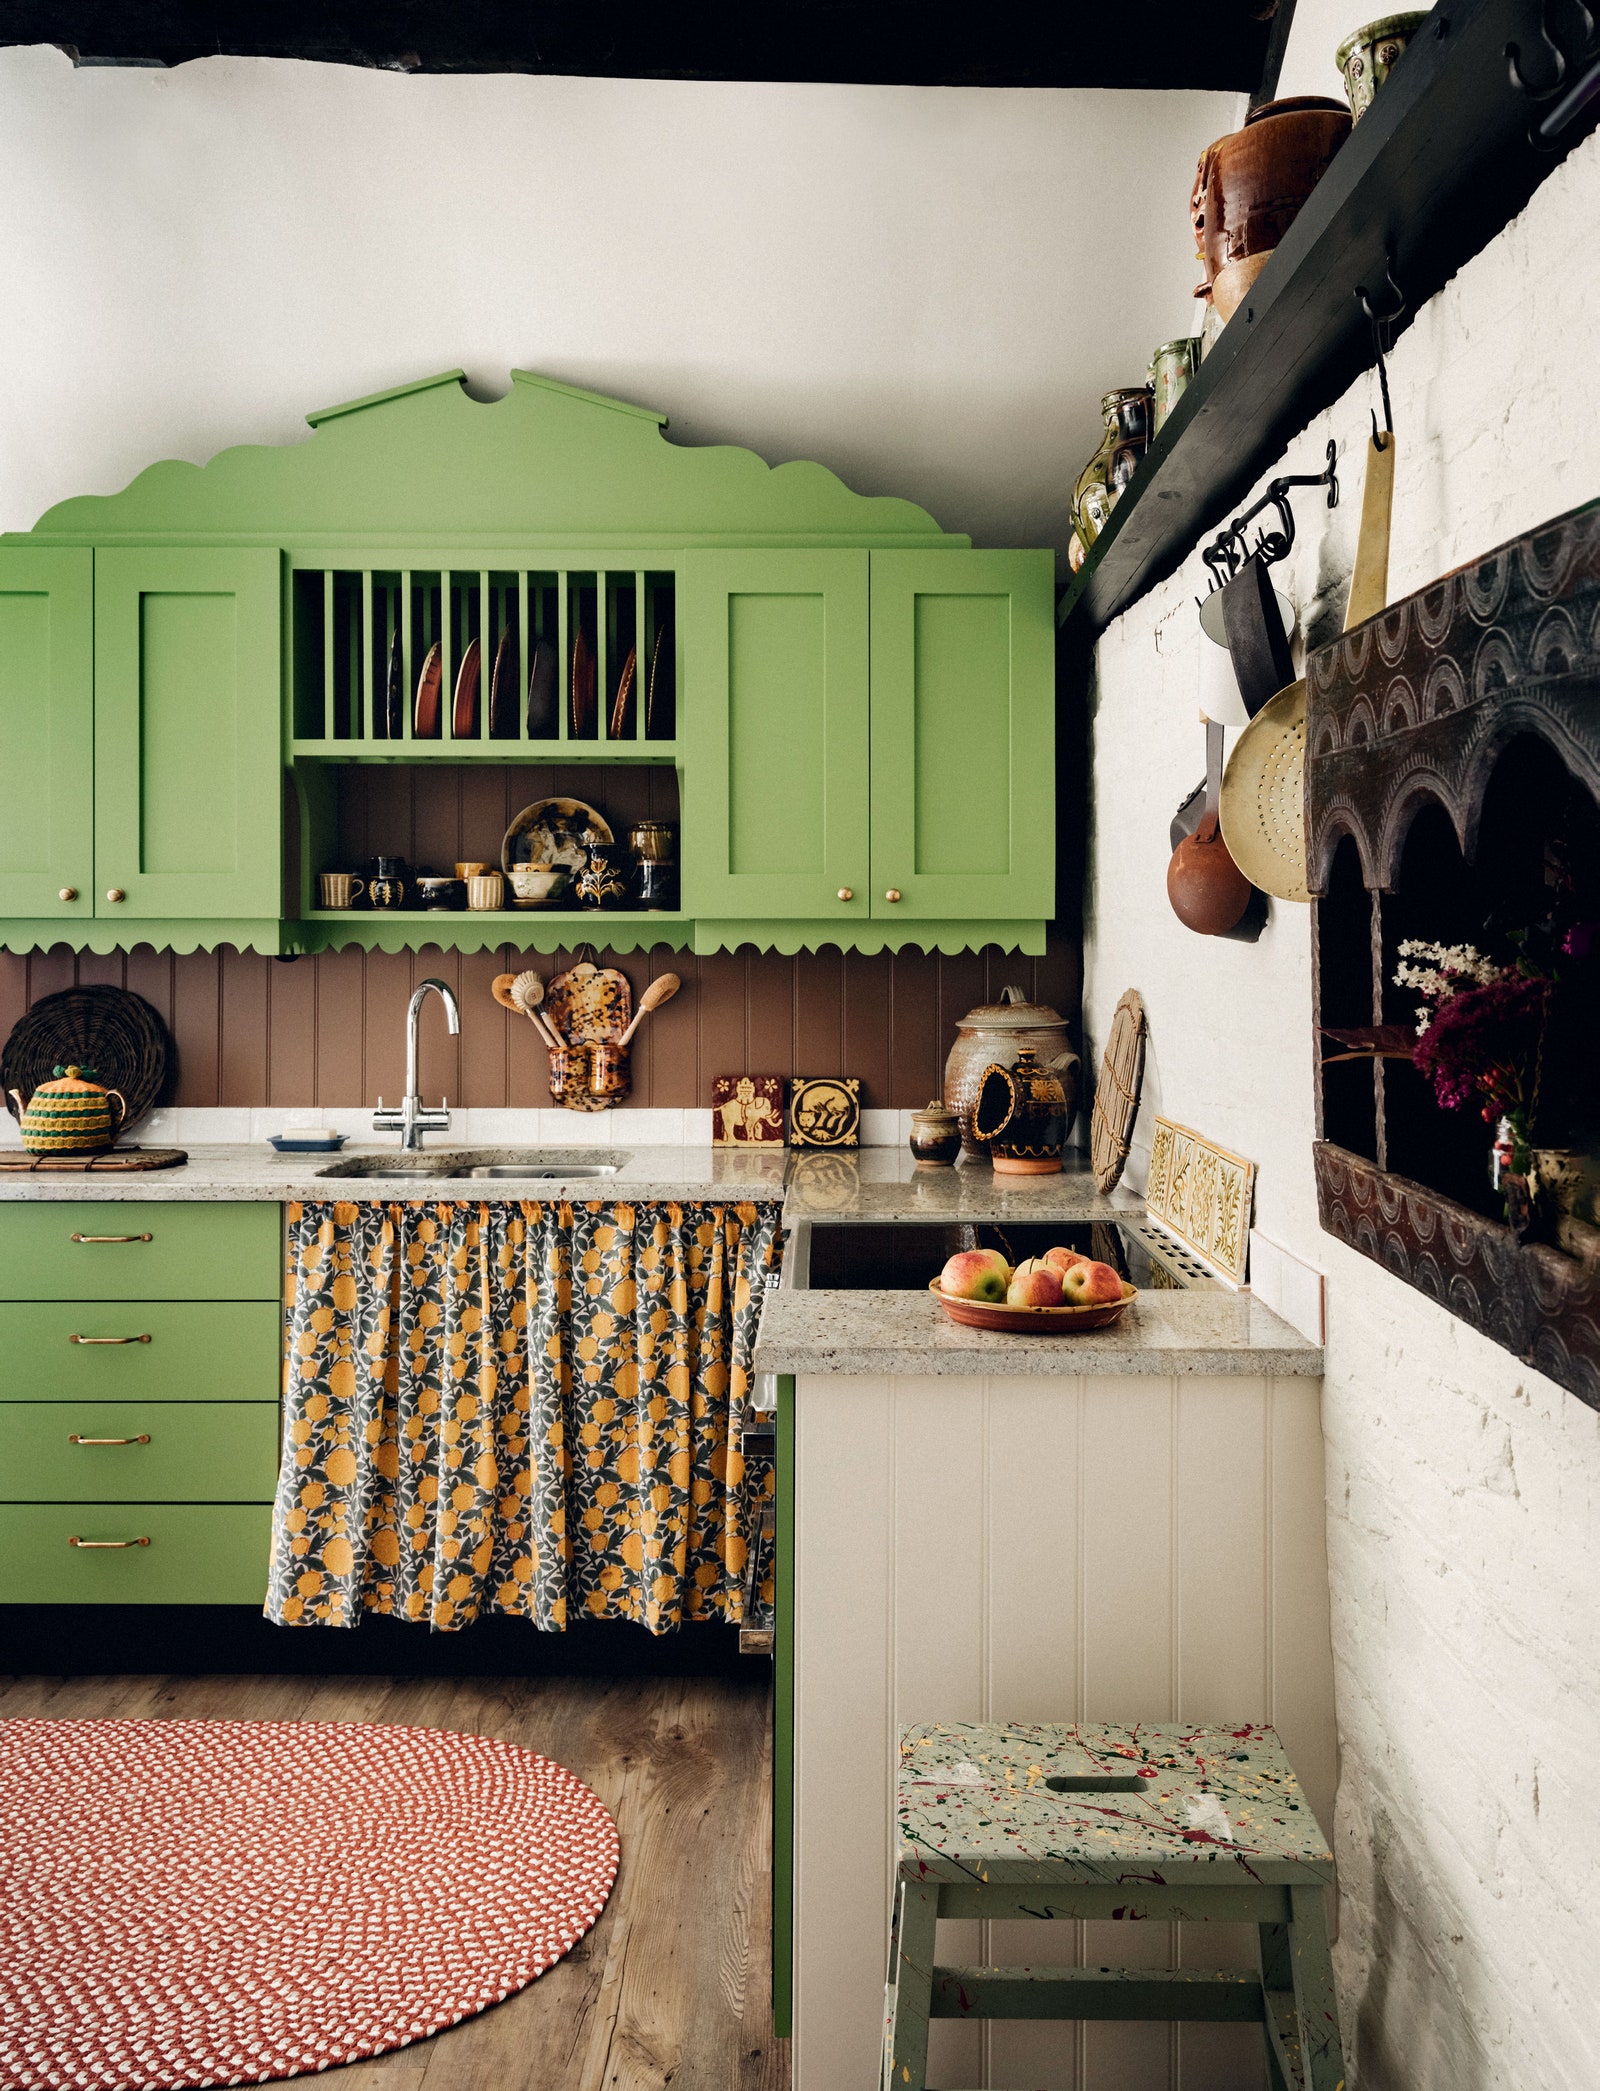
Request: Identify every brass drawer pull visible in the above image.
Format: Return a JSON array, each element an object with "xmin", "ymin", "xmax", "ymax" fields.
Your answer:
[
  {"xmin": 68, "ymin": 1232, "xmax": 154, "ymax": 1244},
  {"xmin": 68, "ymin": 1535, "xmax": 151, "ymax": 1549},
  {"xmin": 69, "ymin": 1333, "xmax": 153, "ymax": 1345},
  {"xmin": 68, "ymin": 1433, "xmax": 152, "ymax": 1447}
]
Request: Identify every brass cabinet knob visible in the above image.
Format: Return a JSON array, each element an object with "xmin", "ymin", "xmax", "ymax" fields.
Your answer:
[
  {"xmin": 837, "ymin": 887, "xmax": 854, "ymax": 902},
  {"xmin": 59, "ymin": 887, "xmax": 78, "ymax": 902},
  {"xmin": 885, "ymin": 887, "xmax": 903, "ymax": 903},
  {"xmin": 106, "ymin": 888, "xmax": 126, "ymax": 903}
]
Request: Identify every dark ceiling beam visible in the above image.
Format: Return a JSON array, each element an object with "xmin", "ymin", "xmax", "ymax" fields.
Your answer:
[{"xmin": 10, "ymin": 1, "xmax": 1280, "ymax": 91}]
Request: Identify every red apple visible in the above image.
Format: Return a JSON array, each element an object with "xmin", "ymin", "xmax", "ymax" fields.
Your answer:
[
  {"xmin": 1043, "ymin": 1245, "xmax": 1091, "ymax": 1276},
  {"xmin": 1006, "ymin": 1260, "xmax": 1064, "ymax": 1308},
  {"xmin": 1060, "ymin": 1258, "xmax": 1124, "ymax": 1306},
  {"xmin": 940, "ymin": 1248, "xmax": 1010, "ymax": 1302}
]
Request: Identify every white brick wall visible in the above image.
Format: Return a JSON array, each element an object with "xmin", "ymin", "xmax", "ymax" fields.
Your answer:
[{"xmin": 1084, "ymin": 128, "xmax": 1600, "ymax": 2091}]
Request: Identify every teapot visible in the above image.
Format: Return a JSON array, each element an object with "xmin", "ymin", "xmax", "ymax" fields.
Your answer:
[{"xmin": 10, "ymin": 1064, "xmax": 127, "ymax": 1155}]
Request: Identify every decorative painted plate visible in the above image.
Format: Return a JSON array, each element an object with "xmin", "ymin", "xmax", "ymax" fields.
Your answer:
[
  {"xmin": 647, "ymin": 620, "xmax": 673, "ymax": 737},
  {"xmin": 501, "ymin": 797, "xmax": 613, "ymax": 877},
  {"xmin": 927, "ymin": 1276, "xmax": 1137, "ymax": 1335},
  {"xmin": 489, "ymin": 626, "xmax": 519, "ymax": 739},
  {"xmin": 413, "ymin": 641, "xmax": 442, "ymax": 738},
  {"xmin": 451, "ymin": 636, "xmax": 481, "ymax": 738},
  {"xmin": 608, "ymin": 646, "xmax": 637, "ymax": 741},
  {"xmin": 526, "ymin": 636, "xmax": 558, "ymax": 739},
  {"xmin": 571, "ymin": 627, "xmax": 597, "ymax": 738},
  {"xmin": 384, "ymin": 625, "xmax": 404, "ymax": 739},
  {"xmin": 546, "ymin": 960, "xmax": 632, "ymax": 1047}
]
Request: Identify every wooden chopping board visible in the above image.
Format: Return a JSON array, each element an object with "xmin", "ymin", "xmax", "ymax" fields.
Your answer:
[{"xmin": 0, "ymin": 1147, "xmax": 189, "ymax": 1173}]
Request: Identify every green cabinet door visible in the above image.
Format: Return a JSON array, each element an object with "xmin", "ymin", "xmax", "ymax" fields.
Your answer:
[
  {"xmin": 0, "ymin": 547, "xmax": 94, "ymax": 921},
  {"xmin": 680, "ymin": 551, "xmax": 870, "ymax": 922},
  {"xmin": 94, "ymin": 548, "xmax": 282, "ymax": 919},
  {"xmin": 868, "ymin": 550, "xmax": 1055, "ymax": 921}
]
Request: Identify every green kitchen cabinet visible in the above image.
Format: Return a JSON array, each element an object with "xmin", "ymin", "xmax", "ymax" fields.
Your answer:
[
  {"xmin": 0, "ymin": 1302, "xmax": 282, "ymax": 1403},
  {"xmin": 0, "ymin": 546, "xmax": 94, "ymax": 922},
  {"xmin": 93, "ymin": 548, "xmax": 282, "ymax": 920},
  {"xmin": 0, "ymin": 1401, "xmax": 281, "ymax": 1504},
  {"xmin": 0, "ymin": 1202, "xmax": 282, "ymax": 1302},
  {"xmin": 868, "ymin": 550, "xmax": 1055, "ymax": 921},
  {"xmin": 0, "ymin": 1503, "xmax": 274, "ymax": 1604},
  {"xmin": 680, "ymin": 551, "xmax": 871, "ymax": 925}
]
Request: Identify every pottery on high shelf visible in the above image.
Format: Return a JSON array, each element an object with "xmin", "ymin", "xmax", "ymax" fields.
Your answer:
[
  {"xmin": 969, "ymin": 1046, "xmax": 1070, "ymax": 1176},
  {"xmin": 1336, "ymin": 12, "xmax": 1428, "ymax": 120},
  {"xmin": 1073, "ymin": 388, "xmax": 1153, "ymax": 550},
  {"xmin": 1149, "ymin": 336, "xmax": 1201, "ymax": 434},
  {"xmin": 943, "ymin": 984, "xmax": 1079, "ymax": 1159},
  {"xmin": 1191, "ymin": 97, "xmax": 1351, "ymax": 310}
]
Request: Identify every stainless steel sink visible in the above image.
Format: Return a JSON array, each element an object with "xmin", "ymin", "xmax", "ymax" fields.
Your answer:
[{"xmin": 315, "ymin": 1149, "xmax": 629, "ymax": 1181}]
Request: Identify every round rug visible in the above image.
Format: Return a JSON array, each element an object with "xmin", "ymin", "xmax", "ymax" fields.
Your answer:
[{"xmin": 0, "ymin": 1718, "xmax": 619, "ymax": 2089}]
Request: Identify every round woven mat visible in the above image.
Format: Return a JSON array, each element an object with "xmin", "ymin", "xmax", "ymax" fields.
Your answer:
[
  {"xmin": 0, "ymin": 1717, "xmax": 619, "ymax": 2089},
  {"xmin": 1, "ymin": 987, "xmax": 169, "ymax": 1127},
  {"xmin": 1089, "ymin": 989, "xmax": 1147, "ymax": 1195}
]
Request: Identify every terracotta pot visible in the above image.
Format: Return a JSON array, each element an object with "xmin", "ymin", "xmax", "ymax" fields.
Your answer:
[
  {"xmin": 1192, "ymin": 97, "xmax": 1350, "ymax": 288},
  {"xmin": 1211, "ymin": 250, "xmax": 1275, "ymax": 324},
  {"xmin": 943, "ymin": 985, "xmax": 1078, "ymax": 1159},
  {"xmin": 1167, "ymin": 812, "xmax": 1252, "ymax": 935},
  {"xmin": 969, "ymin": 1047, "xmax": 1069, "ymax": 1175}
]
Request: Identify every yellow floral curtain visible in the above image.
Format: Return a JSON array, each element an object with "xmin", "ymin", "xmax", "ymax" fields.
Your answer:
[{"xmin": 267, "ymin": 1198, "xmax": 782, "ymax": 1635}]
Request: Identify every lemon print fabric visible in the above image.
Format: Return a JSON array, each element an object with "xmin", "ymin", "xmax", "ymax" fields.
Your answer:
[{"xmin": 267, "ymin": 1197, "xmax": 781, "ymax": 1635}]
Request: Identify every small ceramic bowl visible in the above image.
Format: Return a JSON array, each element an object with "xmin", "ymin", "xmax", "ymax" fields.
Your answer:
[
  {"xmin": 510, "ymin": 865, "xmax": 572, "ymax": 907},
  {"xmin": 415, "ymin": 876, "xmax": 466, "ymax": 912}
]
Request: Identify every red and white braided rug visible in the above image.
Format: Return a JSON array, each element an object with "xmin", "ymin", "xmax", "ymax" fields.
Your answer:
[{"xmin": 0, "ymin": 1718, "xmax": 619, "ymax": 2088}]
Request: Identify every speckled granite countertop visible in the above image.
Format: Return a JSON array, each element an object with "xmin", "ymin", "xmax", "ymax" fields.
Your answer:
[
  {"xmin": 0, "ymin": 1143, "xmax": 1132, "ymax": 1226},
  {"xmin": 750, "ymin": 1286, "xmax": 1322, "ymax": 1377}
]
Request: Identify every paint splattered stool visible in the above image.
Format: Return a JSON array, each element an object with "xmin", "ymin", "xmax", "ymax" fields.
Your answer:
[{"xmin": 882, "ymin": 1720, "xmax": 1345, "ymax": 2091}]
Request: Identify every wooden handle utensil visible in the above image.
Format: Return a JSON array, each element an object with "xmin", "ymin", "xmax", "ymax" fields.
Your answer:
[
  {"xmin": 492, "ymin": 970, "xmax": 565, "ymax": 1052},
  {"xmin": 616, "ymin": 972, "xmax": 680, "ymax": 1046}
]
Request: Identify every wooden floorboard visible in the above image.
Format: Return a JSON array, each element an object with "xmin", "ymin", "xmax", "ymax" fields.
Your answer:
[{"xmin": 0, "ymin": 1668, "xmax": 788, "ymax": 2091}]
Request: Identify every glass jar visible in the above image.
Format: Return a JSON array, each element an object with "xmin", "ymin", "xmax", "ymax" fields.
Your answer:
[
  {"xmin": 1073, "ymin": 388, "xmax": 1153, "ymax": 549},
  {"xmin": 1149, "ymin": 338, "xmax": 1201, "ymax": 434}
]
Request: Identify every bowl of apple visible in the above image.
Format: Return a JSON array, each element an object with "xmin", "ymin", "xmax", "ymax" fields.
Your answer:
[{"xmin": 931, "ymin": 1245, "xmax": 1136, "ymax": 1333}]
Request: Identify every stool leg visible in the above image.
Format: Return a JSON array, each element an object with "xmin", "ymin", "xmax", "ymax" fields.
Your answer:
[
  {"xmin": 882, "ymin": 1876, "xmax": 938, "ymax": 2091},
  {"xmin": 1257, "ymin": 1921, "xmax": 1298, "ymax": 2091},
  {"xmin": 1287, "ymin": 1885, "xmax": 1347, "ymax": 2091}
]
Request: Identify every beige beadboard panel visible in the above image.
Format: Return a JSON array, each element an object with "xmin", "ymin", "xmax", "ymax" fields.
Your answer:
[
  {"xmin": 0, "ymin": 937, "xmax": 1079, "ymax": 1113},
  {"xmin": 790, "ymin": 1369, "xmax": 1332, "ymax": 2091}
]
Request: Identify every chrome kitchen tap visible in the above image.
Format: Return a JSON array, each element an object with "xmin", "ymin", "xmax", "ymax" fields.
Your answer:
[{"xmin": 373, "ymin": 978, "xmax": 461, "ymax": 1150}]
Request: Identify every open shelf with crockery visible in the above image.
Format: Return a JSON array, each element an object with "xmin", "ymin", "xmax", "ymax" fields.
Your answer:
[
  {"xmin": 287, "ymin": 555, "xmax": 678, "ymax": 760},
  {"xmin": 288, "ymin": 758, "xmax": 690, "ymax": 954}
]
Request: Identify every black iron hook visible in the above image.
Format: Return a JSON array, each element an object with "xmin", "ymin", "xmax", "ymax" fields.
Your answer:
[
  {"xmin": 1198, "ymin": 439, "xmax": 1338, "ymax": 586},
  {"xmin": 1356, "ymin": 264, "xmax": 1407, "ymax": 447},
  {"xmin": 1506, "ymin": 0, "xmax": 1600, "ymax": 146}
]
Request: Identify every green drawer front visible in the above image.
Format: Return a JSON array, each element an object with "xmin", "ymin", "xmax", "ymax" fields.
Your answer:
[
  {"xmin": 0, "ymin": 1302, "xmax": 281, "ymax": 1404},
  {"xmin": 0, "ymin": 1202, "xmax": 281, "ymax": 1300},
  {"xmin": 0, "ymin": 1402, "xmax": 280, "ymax": 1504},
  {"xmin": 0, "ymin": 1503, "xmax": 273, "ymax": 1604}
]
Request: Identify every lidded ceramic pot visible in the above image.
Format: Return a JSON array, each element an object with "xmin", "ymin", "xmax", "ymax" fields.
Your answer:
[
  {"xmin": 908, "ymin": 1100, "xmax": 962, "ymax": 1168},
  {"xmin": 969, "ymin": 1046, "xmax": 1070, "ymax": 1175},
  {"xmin": 943, "ymin": 985, "xmax": 1078, "ymax": 1158},
  {"xmin": 1190, "ymin": 96, "xmax": 1351, "ymax": 321},
  {"xmin": 10, "ymin": 1064, "xmax": 126, "ymax": 1154}
]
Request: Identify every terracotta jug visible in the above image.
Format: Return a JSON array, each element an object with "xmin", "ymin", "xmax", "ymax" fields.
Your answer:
[
  {"xmin": 11, "ymin": 1064, "xmax": 126, "ymax": 1155},
  {"xmin": 1191, "ymin": 97, "xmax": 1351, "ymax": 319}
]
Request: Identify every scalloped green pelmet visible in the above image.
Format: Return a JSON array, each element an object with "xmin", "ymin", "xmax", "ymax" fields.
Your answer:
[
  {"xmin": 0, "ymin": 371, "xmax": 1057, "ymax": 958},
  {"xmin": 21, "ymin": 370, "xmax": 963, "ymax": 552}
]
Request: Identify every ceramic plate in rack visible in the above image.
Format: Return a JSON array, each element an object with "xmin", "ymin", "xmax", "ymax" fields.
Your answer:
[
  {"xmin": 608, "ymin": 646, "xmax": 637, "ymax": 741},
  {"xmin": 384, "ymin": 625, "xmax": 404, "ymax": 738},
  {"xmin": 927, "ymin": 1276, "xmax": 1137, "ymax": 1335},
  {"xmin": 571, "ymin": 627, "xmax": 597, "ymax": 738},
  {"xmin": 647, "ymin": 620, "xmax": 672, "ymax": 737},
  {"xmin": 489, "ymin": 626, "xmax": 519, "ymax": 739},
  {"xmin": 451, "ymin": 636, "xmax": 481, "ymax": 738},
  {"xmin": 413, "ymin": 641, "xmax": 442, "ymax": 738},
  {"xmin": 501, "ymin": 796, "xmax": 613, "ymax": 877},
  {"xmin": 526, "ymin": 636, "xmax": 558, "ymax": 738}
]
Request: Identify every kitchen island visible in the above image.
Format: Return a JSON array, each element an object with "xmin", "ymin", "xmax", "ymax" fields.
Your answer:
[{"xmin": 753, "ymin": 1269, "xmax": 1332, "ymax": 2091}]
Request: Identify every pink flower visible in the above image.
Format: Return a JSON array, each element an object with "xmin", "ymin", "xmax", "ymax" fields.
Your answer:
[{"xmin": 1412, "ymin": 975, "xmax": 1548, "ymax": 1116}]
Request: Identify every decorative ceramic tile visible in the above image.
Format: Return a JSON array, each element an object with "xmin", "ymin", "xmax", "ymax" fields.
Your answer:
[
  {"xmin": 711, "ymin": 1076, "xmax": 786, "ymax": 1146},
  {"xmin": 1144, "ymin": 1116, "xmax": 1255, "ymax": 1287},
  {"xmin": 788, "ymin": 1076, "xmax": 860, "ymax": 1148}
]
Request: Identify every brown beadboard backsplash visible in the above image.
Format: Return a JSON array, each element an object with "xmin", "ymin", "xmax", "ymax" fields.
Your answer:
[{"xmin": 0, "ymin": 939, "xmax": 1081, "ymax": 1115}]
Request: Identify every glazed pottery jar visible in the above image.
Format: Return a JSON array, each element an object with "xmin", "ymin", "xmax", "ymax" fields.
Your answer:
[
  {"xmin": 1335, "ymin": 12, "xmax": 1427, "ymax": 120},
  {"xmin": 1192, "ymin": 97, "xmax": 1351, "ymax": 321},
  {"xmin": 10, "ymin": 1064, "xmax": 126, "ymax": 1154},
  {"xmin": 1150, "ymin": 337, "xmax": 1201, "ymax": 433},
  {"xmin": 1074, "ymin": 389, "xmax": 1153, "ymax": 549},
  {"xmin": 944, "ymin": 985, "xmax": 1078, "ymax": 1158},
  {"xmin": 908, "ymin": 1100, "xmax": 962, "ymax": 1168},
  {"xmin": 576, "ymin": 837, "xmax": 630, "ymax": 910},
  {"xmin": 969, "ymin": 1047, "xmax": 1069, "ymax": 1175}
]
